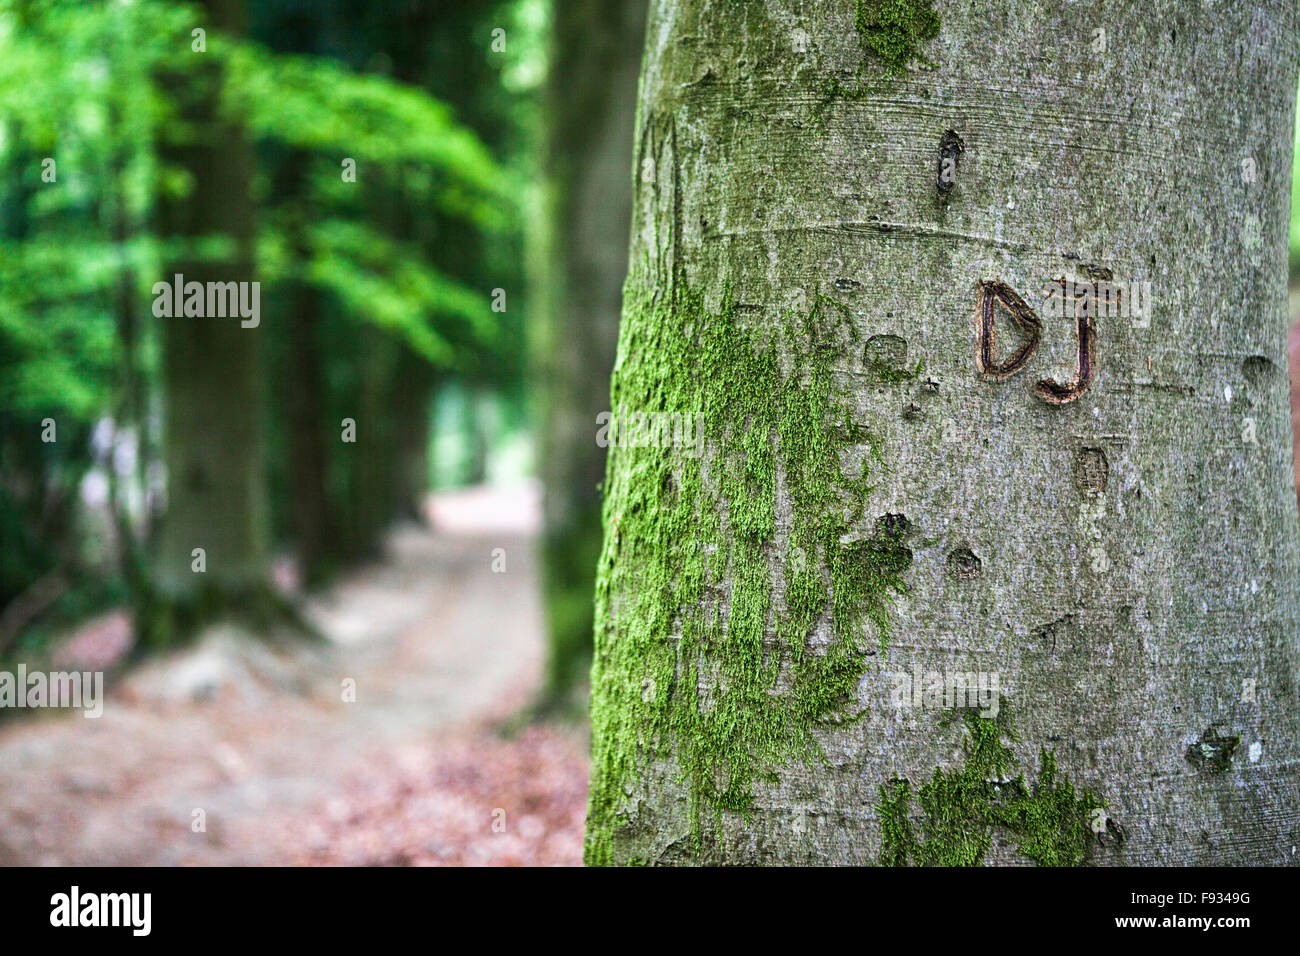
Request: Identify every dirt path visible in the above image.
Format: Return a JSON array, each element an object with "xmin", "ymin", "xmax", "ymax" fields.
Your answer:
[{"xmin": 0, "ymin": 483, "xmax": 589, "ymax": 866}]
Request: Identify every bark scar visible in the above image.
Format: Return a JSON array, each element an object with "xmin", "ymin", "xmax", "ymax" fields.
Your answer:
[
  {"xmin": 974, "ymin": 279, "xmax": 1041, "ymax": 381},
  {"xmin": 974, "ymin": 278, "xmax": 1097, "ymax": 405},
  {"xmin": 937, "ymin": 129, "xmax": 964, "ymax": 201},
  {"xmin": 1035, "ymin": 277, "xmax": 1096, "ymax": 405}
]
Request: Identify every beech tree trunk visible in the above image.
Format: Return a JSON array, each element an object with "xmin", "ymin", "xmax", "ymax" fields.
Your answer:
[
  {"xmin": 153, "ymin": 0, "xmax": 269, "ymax": 642},
  {"xmin": 586, "ymin": 0, "xmax": 1300, "ymax": 865}
]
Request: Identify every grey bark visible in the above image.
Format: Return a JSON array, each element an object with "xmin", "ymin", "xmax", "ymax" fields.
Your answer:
[{"xmin": 601, "ymin": 0, "xmax": 1300, "ymax": 864}]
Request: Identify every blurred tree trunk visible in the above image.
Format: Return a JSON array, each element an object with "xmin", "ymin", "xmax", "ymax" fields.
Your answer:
[
  {"xmin": 107, "ymin": 105, "xmax": 149, "ymax": 604},
  {"xmin": 255, "ymin": 5, "xmax": 335, "ymax": 588},
  {"xmin": 390, "ymin": 351, "xmax": 436, "ymax": 522},
  {"xmin": 151, "ymin": 0, "xmax": 270, "ymax": 644},
  {"xmin": 284, "ymin": 224, "xmax": 334, "ymax": 587},
  {"xmin": 460, "ymin": 388, "xmax": 489, "ymax": 486},
  {"xmin": 536, "ymin": 0, "xmax": 648, "ymax": 706},
  {"xmin": 346, "ymin": 335, "xmax": 399, "ymax": 559},
  {"xmin": 587, "ymin": 0, "xmax": 1300, "ymax": 865},
  {"xmin": 379, "ymin": 60, "xmax": 435, "ymax": 528},
  {"xmin": 271, "ymin": 143, "xmax": 337, "ymax": 588}
]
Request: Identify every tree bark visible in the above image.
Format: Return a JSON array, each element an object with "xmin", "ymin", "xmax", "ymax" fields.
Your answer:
[
  {"xmin": 285, "ymin": 266, "xmax": 334, "ymax": 586},
  {"xmin": 152, "ymin": 0, "xmax": 269, "ymax": 643},
  {"xmin": 390, "ymin": 350, "xmax": 436, "ymax": 523},
  {"xmin": 587, "ymin": 0, "xmax": 1300, "ymax": 865},
  {"xmin": 537, "ymin": 0, "xmax": 648, "ymax": 704},
  {"xmin": 347, "ymin": 334, "xmax": 400, "ymax": 559}
]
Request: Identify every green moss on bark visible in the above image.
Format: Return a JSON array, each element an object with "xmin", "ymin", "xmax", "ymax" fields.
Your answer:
[
  {"xmin": 585, "ymin": 274, "xmax": 911, "ymax": 864},
  {"xmin": 810, "ymin": 0, "xmax": 942, "ymax": 132},
  {"xmin": 877, "ymin": 703, "xmax": 1104, "ymax": 866},
  {"xmin": 854, "ymin": 0, "xmax": 940, "ymax": 75},
  {"xmin": 539, "ymin": 502, "xmax": 604, "ymax": 706}
]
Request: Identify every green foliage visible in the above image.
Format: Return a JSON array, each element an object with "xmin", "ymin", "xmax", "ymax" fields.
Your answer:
[
  {"xmin": 0, "ymin": 238, "xmax": 121, "ymax": 416},
  {"xmin": 0, "ymin": 0, "xmax": 527, "ymax": 641},
  {"xmin": 227, "ymin": 44, "xmax": 515, "ymax": 232},
  {"xmin": 0, "ymin": 0, "xmax": 511, "ymax": 387},
  {"xmin": 294, "ymin": 219, "xmax": 495, "ymax": 367}
]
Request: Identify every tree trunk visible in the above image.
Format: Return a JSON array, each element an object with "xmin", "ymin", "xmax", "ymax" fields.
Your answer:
[
  {"xmin": 267, "ymin": 142, "xmax": 337, "ymax": 590},
  {"xmin": 586, "ymin": 0, "xmax": 1300, "ymax": 865},
  {"xmin": 390, "ymin": 351, "xmax": 436, "ymax": 524},
  {"xmin": 379, "ymin": 19, "xmax": 440, "ymax": 529},
  {"xmin": 537, "ymin": 0, "xmax": 648, "ymax": 704},
  {"xmin": 286, "ymin": 273, "xmax": 334, "ymax": 587},
  {"xmin": 348, "ymin": 334, "xmax": 400, "ymax": 559},
  {"xmin": 152, "ymin": 0, "xmax": 269, "ymax": 643},
  {"xmin": 107, "ymin": 104, "xmax": 149, "ymax": 606}
]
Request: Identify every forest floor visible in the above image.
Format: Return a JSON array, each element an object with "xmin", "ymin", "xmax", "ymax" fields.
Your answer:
[{"xmin": 0, "ymin": 482, "xmax": 590, "ymax": 866}]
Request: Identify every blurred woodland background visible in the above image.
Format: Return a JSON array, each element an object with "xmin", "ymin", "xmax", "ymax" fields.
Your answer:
[
  {"xmin": 0, "ymin": 0, "xmax": 644, "ymax": 864},
  {"xmin": 0, "ymin": 0, "xmax": 1295, "ymax": 864},
  {"xmin": 0, "ymin": 0, "xmax": 628, "ymax": 698}
]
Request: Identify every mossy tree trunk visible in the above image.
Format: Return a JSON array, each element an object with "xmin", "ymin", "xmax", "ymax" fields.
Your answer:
[
  {"xmin": 151, "ymin": 0, "xmax": 271, "ymax": 645},
  {"xmin": 537, "ymin": 0, "xmax": 648, "ymax": 705},
  {"xmin": 587, "ymin": 0, "xmax": 1300, "ymax": 865}
]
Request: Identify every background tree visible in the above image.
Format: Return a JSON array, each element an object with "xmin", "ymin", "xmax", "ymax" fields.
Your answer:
[
  {"xmin": 535, "ymin": 0, "xmax": 647, "ymax": 707},
  {"xmin": 150, "ymin": 0, "xmax": 270, "ymax": 644},
  {"xmin": 586, "ymin": 0, "xmax": 1300, "ymax": 865},
  {"xmin": 0, "ymin": 0, "xmax": 518, "ymax": 653}
]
